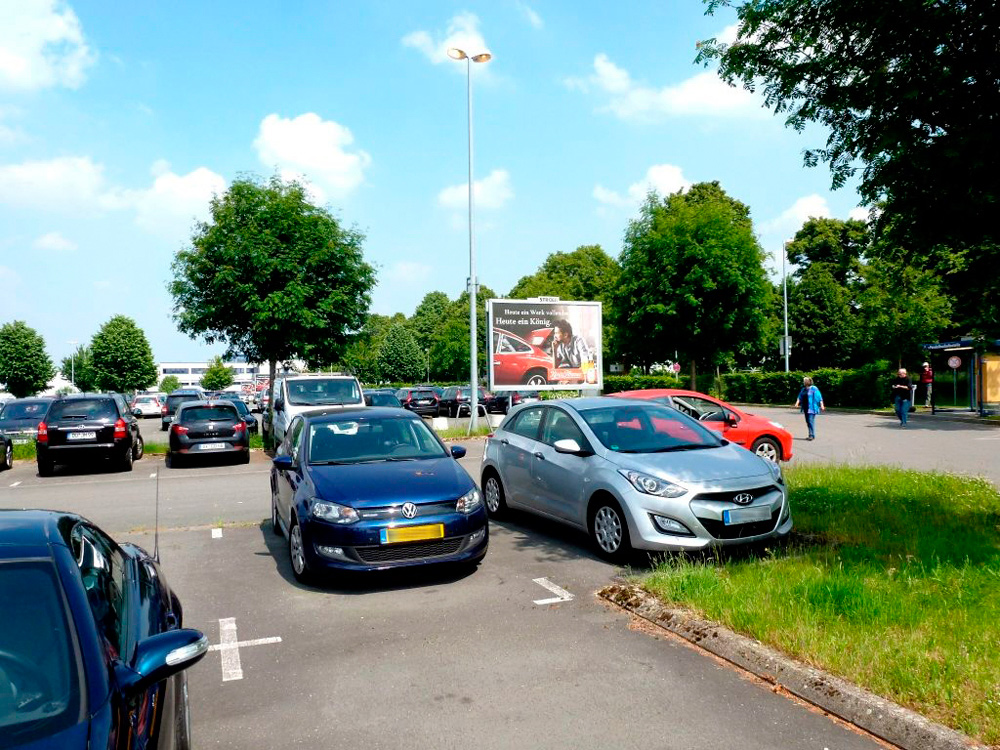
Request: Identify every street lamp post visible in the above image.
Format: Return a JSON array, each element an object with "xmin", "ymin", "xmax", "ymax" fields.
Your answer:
[
  {"xmin": 67, "ymin": 340, "xmax": 78, "ymax": 389},
  {"xmin": 448, "ymin": 46, "xmax": 491, "ymax": 431},
  {"xmin": 782, "ymin": 242, "xmax": 790, "ymax": 372}
]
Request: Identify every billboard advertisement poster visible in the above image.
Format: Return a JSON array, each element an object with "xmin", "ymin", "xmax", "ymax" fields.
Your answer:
[{"xmin": 487, "ymin": 299, "xmax": 603, "ymax": 391}]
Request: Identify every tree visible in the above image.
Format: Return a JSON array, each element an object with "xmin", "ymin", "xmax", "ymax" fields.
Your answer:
[
  {"xmin": 408, "ymin": 291, "xmax": 451, "ymax": 353},
  {"xmin": 0, "ymin": 321, "xmax": 54, "ymax": 397},
  {"xmin": 169, "ymin": 175, "xmax": 376, "ymax": 419},
  {"xmin": 90, "ymin": 315, "xmax": 159, "ymax": 393},
  {"xmin": 200, "ymin": 356, "xmax": 235, "ymax": 391},
  {"xmin": 787, "ymin": 218, "xmax": 869, "ymax": 287},
  {"xmin": 697, "ymin": 0, "xmax": 1000, "ymax": 331},
  {"xmin": 159, "ymin": 375, "xmax": 181, "ymax": 393},
  {"xmin": 508, "ymin": 245, "xmax": 620, "ymax": 303},
  {"xmin": 60, "ymin": 344, "xmax": 98, "ymax": 392},
  {"xmin": 612, "ymin": 183, "xmax": 769, "ymax": 389},
  {"xmin": 377, "ymin": 325, "xmax": 425, "ymax": 383},
  {"xmin": 786, "ymin": 265, "xmax": 860, "ymax": 371}
]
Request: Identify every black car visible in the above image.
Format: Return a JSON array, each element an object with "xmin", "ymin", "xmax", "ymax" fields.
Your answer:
[
  {"xmin": 167, "ymin": 400, "xmax": 250, "ymax": 467},
  {"xmin": 0, "ymin": 397, "xmax": 53, "ymax": 445},
  {"xmin": 230, "ymin": 398, "xmax": 259, "ymax": 434},
  {"xmin": 437, "ymin": 386, "xmax": 494, "ymax": 417},
  {"xmin": 364, "ymin": 389, "xmax": 403, "ymax": 408},
  {"xmin": 161, "ymin": 389, "xmax": 203, "ymax": 431},
  {"xmin": 0, "ymin": 430, "xmax": 11, "ymax": 471},
  {"xmin": 0, "ymin": 509, "xmax": 208, "ymax": 749},
  {"xmin": 395, "ymin": 387, "xmax": 440, "ymax": 416},
  {"xmin": 488, "ymin": 390, "xmax": 540, "ymax": 414},
  {"xmin": 36, "ymin": 394, "xmax": 143, "ymax": 476}
]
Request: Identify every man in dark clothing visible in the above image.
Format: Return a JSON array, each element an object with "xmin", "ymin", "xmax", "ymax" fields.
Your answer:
[
  {"xmin": 920, "ymin": 362, "xmax": 934, "ymax": 407},
  {"xmin": 891, "ymin": 368, "xmax": 913, "ymax": 427}
]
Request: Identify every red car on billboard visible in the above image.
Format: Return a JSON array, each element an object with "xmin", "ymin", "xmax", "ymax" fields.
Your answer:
[
  {"xmin": 610, "ymin": 389, "xmax": 793, "ymax": 462},
  {"xmin": 492, "ymin": 328, "xmax": 554, "ymax": 386}
]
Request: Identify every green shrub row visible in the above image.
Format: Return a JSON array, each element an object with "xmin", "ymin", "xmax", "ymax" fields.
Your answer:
[
  {"xmin": 602, "ymin": 373, "xmax": 692, "ymax": 394},
  {"xmin": 719, "ymin": 362, "xmax": 896, "ymax": 408}
]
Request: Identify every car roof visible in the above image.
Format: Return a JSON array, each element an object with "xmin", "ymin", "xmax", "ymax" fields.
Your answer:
[
  {"xmin": 534, "ymin": 397, "xmax": 652, "ymax": 413},
  {"xmin": 0, "ymin": 509, "xmax": 83, "ymax": 557},
  {"xmin": 6, "ymin": 397, "xmax": 53, "ymax": 403},
  {"xmin": 302, "ymin": 406, "xmax": 417, "ymax": 422},
  {"xmin": 177, "ymin": 400, "xmax": 239, "ymax": 408},
  {"xmin": 52, "ymin": 393, "xmax": 118, "ymax": 401}
]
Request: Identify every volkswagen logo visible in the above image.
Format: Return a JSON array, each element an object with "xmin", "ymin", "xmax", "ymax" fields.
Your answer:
[
  {"xmin": 401, "ymin": 502, "xmax": 418, "ymax": 519},
  {"xmin": 733, "ymin": 493, "xmax": 754, "ymax": 506}
]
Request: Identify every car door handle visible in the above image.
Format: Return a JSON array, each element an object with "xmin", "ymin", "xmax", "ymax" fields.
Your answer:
[
  {"xmin": 533, "ymin": 452, "xmax": 544, "ymax": 460},
  {"xmin": 499, "ymin": 438, "xmax": 509, "ymax": 445}
]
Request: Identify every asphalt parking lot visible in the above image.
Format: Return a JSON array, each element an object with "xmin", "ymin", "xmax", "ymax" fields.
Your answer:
[{"xmin": 7, "ymin": 408, "xmax": 995, "ymax": 748}]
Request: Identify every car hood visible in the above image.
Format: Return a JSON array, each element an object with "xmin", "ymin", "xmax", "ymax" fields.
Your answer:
[
  {"xmin": 8, "ymin": 719, "xmax": 89, "ymax": 749},
  {"xmin": 307, "ymin": 456, "xmax": 474, "ymax": 507},
  {"xmin": 605, "ymin": 442, "xmax": 773, "ymax": 485}
]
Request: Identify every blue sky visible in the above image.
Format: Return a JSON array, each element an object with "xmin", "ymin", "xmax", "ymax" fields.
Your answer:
[{"xmin": 0, "ymin": 1, "xmax": 865, "ymax": 366}]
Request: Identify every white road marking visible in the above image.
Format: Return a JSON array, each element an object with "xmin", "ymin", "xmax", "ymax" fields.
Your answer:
[
  {"xmin": 212, "ymin": 618, "xmax": 281, "ymax": 682},
  {"xmin": 9, "ymin": 481, "xmax": 20, "ymax": 487},
  {"xmin": 149, "ymin": 472, "xmax": 157, "ymax": 478},
  {"xmin": 532, "ymin": 577, "xmax": 574, "ymax": 605},
  {"xmin": 212, "ymin": 527, "xmax": 223, "ymax": 539}
]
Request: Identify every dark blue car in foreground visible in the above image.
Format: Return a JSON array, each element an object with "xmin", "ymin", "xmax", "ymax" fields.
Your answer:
[
  {"xmin": 270, "ymin": 408, "xmax": 488, "ymax": 581},
  {"xmin": 0, "ymin": 510, "xmax": 208, "ymax": 749}
]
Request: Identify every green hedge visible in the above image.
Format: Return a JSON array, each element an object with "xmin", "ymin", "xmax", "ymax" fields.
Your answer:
[
  {"xmin": 719, "ymin": 362, "xmax": 895, "ymax": 408},
  {"xmin": 602, "ymin": 373, "xmax": 692, "ymax": 394}
]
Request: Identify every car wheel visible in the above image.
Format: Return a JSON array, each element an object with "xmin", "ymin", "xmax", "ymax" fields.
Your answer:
[
  {"xmin": 166, "ymin": 451, "xmax": 180, "ymax": 469},
  {"xmin": 38, "ymin": 459, "xmax": 53, "ymax": 477},
  {"xmin": 121, "ymin": 444, "xmax": 134, "ymax": 472},
  {"xmin": 482, "ymin": 471, "xmax": 508, "ymax": 519},
  {"xmin": 133, "ymin": 435, "xmax": 144, "ymax": 461},
  {"xmin": 288, "ymin": 516, "xmax": 312, "ymax": 583},
  {"xmin": 161, "ymin": 423, "xmax": 168, "ymax": 432},
  {"xmin": 751, "ymin": 436, "xmax": 781, "ymax": 463},
  {"xmin": 589, "ymin": 497, "xmax": 632, "ymax": 563},
  {"xmin": 523, "ymin": 371, "xmax": 548, "ymax": 386},
  {"xmin": 271, "ymin": 490, "xmax": 282, "ymax": 536},
  {"xmin": 1, "ymin": 441, "xmax": 11, "ymax": 471}
]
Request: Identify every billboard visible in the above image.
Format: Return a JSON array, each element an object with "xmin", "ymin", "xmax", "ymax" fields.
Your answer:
[{"xmin": 487, "ymin": 299, "xmax": 603, "ymax": 391}]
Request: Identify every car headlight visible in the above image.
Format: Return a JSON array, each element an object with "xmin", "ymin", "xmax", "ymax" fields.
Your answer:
[
  {"xmin": 767, "ymin": 460, "xmax": 784, "ymax": 484},
  {"xmin": 618, "ymin": 470, "xmax": 686, "ymax": 498},
  {"xmin": 311, "ymin": 500, "xmax": 360, "ymax": 524},
  {"xmin": 456, "ymin": 487, "xmax": 483, "ymax": 514}
]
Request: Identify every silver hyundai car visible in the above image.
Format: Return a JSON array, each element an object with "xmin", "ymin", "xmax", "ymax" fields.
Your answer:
[{"xmin": 480, "ymin": 397, "xmax": 791, "ymax": 560}]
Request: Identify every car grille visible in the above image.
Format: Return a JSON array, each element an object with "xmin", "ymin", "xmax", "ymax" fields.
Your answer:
[
  {"xmin": 696, "ymin": 508, "xmax": 781, "ymax": 540},
  {"xmin": 691, "ymin": 485, "xmax": 778, "ymax": 504},
  {"xmin": 354, "ymin": 537, "xmax": 464, "ymax": 563},
  {"xmin": 358, "ymin": 501, "xmax": 457, "ymax": 520}
]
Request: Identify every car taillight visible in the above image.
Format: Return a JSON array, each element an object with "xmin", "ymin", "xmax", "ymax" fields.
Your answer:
[
  {"xmin": 405, "ymin": 395, "xmax": 412, "ymax": 403},
  {"xmin": 234, "ymin": 421, "xmax": 246, "ymax": 434},
  {"xmin": 37, "ymin": 421, "xmax": 48, "ymax": 444},
  {"xmin": 161, "ymin": 405, "xmax": 168, "ymax": 415},
  {"xmin": 513, "ymin": 393, "xmax": 522, "ymax": 404},
  {"xmin": 172, "ymin": 424, "xmax": 189, "ymax": 435},
  {"xmin": 114, "ymin": 418, "xmax": 127, "ymax": 439}
]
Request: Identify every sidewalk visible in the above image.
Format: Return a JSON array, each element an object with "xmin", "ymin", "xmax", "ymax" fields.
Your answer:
[{"xmin": 734, "ymin": 403, "xmax": 1000, "ymax": 427}]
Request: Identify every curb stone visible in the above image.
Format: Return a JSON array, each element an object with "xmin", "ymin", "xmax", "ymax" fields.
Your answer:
[{"xmin": 599, "ymin": 583, "xmax": 990, "ymax": 750}]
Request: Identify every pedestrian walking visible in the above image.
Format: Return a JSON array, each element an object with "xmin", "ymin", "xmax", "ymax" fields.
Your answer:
[
  {"xmin": 891, "ymin": 368, "xmax": 913, "ymax": 427},
  {"xmin": 793, "ymin": 376, "xmax": 825, "ymax": 440},
  {"xmin": 920, "ymin": 362, "xmax": 934, "ymax": 407}
]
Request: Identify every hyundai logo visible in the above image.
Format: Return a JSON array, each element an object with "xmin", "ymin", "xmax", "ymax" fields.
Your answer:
[
  {"xmin": 401, "ymin": 502, "xmax": 418, "ymax": 519},
  {"xmin": 733, "ymin": 493, "xmax": 754, "ymax": 505}
]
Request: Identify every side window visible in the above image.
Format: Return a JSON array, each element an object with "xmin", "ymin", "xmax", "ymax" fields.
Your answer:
[
  {"xmin": 540, "ymin": 408, "xmax": 586, "ymax": 447},
  {"xmin": 686, "ymin": 396, "xmax": 726, "ymax": 422},
  {"xmin": 283, "ymin": 417, "xmax": 304, "ymax": 458},
  {"xmin": 71, "ymin": 524, "xmax": 129, "ymax": 658},
  {"xmin": 509, "ymin": 407, "xmax": 544, "ymax": 440},
  {"xmin": 114, "ymin": 395, "xmax": 128, "ymax": 416}
]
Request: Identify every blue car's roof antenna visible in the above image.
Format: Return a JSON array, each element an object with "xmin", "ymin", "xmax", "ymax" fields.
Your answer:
[{"xmin": 153, "ymin": 460, "xmax": 161, "ymax": 563}]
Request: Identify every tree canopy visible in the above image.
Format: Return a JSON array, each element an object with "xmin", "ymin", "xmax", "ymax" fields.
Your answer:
[
  {"xmin": 200, "ymin": 356, "xmax": 235, "ymax": 391},
  {"xmin": 508, "ymin": 245, "xmax": 620, "ymax": 303},
  {"xmin": 377, "ymin": 325, "xmax": 425, "ymax": 383},
  {"xmin": 60, "ymin": 344, "xmax": 97, "ymax": 392},
  {"xmin": 159, "ymin": 375, "xmax": 182, "ymax": 393},
  {"xmin": 90, "ymin": 315, "xmax": 159, "ymax": 393},
  {"xmin": 0, "ymin": 321, "xmax": 54, "ymax": 398}
]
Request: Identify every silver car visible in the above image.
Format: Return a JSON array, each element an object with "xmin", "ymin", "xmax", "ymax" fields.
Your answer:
[{"xmin": 480, "ymin": 398, "xmax": 791, "ymax": 560}]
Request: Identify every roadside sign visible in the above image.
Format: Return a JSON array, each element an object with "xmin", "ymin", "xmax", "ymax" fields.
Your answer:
[
  {"xmin": 671, "ymin": 362, "xmax": 681, "ymax": 374},
  {"xmin": 948, "ymin": 356, "xmax": 961, "ymax": 369}
]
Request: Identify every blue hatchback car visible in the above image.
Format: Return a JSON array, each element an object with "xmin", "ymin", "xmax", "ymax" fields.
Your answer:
[
  {"xmin": 270, "ymin": 407, "xmax": 488, "ymax": 581},
  {"xmin": 0, "ymin": 510, "xmax": 208, "ymax": 749}
]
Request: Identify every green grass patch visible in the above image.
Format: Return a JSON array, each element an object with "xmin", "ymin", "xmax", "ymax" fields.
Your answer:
[
  {"xmin": 12, "ymin": 442, "xmax": 36, "ymax": 461},
  {"xmin": 434, "ymin": 426, "xmax": 493, "ymax": 440},
  {"xmin": 642, "ymin": 464, "xmax": 1000, "ymax": 743}
]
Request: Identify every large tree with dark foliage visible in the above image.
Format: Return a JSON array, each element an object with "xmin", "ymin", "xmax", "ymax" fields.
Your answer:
[
  {"xmin": 0, "ymin": 321, "xmax": 53, "ymax": 398},
  {"xmin": 697, "ymin": 0, "xmax": 1000, "ymax": 332}
]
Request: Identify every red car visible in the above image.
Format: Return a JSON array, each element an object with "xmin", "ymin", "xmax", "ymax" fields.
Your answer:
[
  {"xmin": 492, "ymin": 328, "xmax": 553, "ymax": 386},
  {"xmin": 610, "ymin": 388, "xmax": 793, "ymax": 462}
]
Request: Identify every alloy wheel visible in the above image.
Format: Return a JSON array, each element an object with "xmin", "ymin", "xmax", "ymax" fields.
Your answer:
[
  {"xmin": 593, "ymin": 506, "xmax": 623, "ymax": 554},
  {"xmin": 289, "ymin": 522, "xmax": 306, "ymax": 576}
]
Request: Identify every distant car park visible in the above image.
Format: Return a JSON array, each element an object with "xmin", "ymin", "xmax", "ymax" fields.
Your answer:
[{"xmin": 130, "ymin": 394, "xmax": 162, "ymax": 418}]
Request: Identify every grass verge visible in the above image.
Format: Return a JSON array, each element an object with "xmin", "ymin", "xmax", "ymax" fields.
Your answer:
[
  {"xmin": 641, "ymin": 464, "xmax": 1000, "ymax": 744},
  {"xmin": 12, "ymin": 432, "xmax": 265, "ymax": 460},
  {"xmin": 435, "ymin": 426, "xmax": 493, "ymax": 440}
]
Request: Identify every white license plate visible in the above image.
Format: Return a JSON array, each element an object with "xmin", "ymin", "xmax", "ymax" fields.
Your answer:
[
  {"xmin": 199, "ymin": 442, "xmax": 227, "ymax": 451},
  {"xmin": 723, "ymin": 506, "xmax": 772, "ymax": 525},
  {"xmin": 67, "ymin": 431, "xmax": 97, "ymax": 441}
]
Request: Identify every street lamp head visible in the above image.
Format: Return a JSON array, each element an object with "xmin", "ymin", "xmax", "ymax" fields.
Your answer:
[
  {"xmin": 471, "ymin": 53, "xmax": 492, "ymax": 63},
  {"xmin": 447, "ymin": 47, "xmax": 468, "ymax": 60}
]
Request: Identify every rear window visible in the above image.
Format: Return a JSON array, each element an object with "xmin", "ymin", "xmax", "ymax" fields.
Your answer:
[
  {"xmin": 285, "ymin": 378, "xmax": 362, "ymax": 406},
  {"xmin": 0, "ymin": 401, "xmax": 49, "ymax": 420},
  {"xmin": 47, "ymin": 398, "xmax": 117, "ymax": 422},
  {"xmin": 166, "ymin": 394, "xmax": 199, "ymax": 411},
  {"xmin": 411, "ymin": 390, "xmax": 436, "ymax": 399},
  {"xmin": 180, "ymin": 405, "xmax": 239, "ymax": 422}
]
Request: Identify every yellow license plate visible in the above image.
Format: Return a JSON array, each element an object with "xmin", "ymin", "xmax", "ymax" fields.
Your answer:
[{"xmin": 380, "ymin": 524, "xmax": 445, "ymax": 544}]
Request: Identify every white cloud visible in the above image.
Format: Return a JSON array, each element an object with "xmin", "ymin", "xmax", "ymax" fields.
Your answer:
[
  {"xmin": 0, "ymin": 0, "xmax": 96, "ymax": 91},
  {"xmin": 438, "ymin": 169, "xmax": 513, "ymax": 211},
  {"xmin": 761, "ymin": 194, "xmax": 832, "ymax": 235},
  {"xmin": 849, "ymin": 207, "xmax": 870, "ymax": 222},
  {"xmin": 594, "ymin": 164, "xmax": 692, "ymax": 207},
  {"xmin": 254, "ymin": 113, "xmax": 371, "ymax": 202},
  {"xmin": 516, "ymin": 2, "xmax": 543, "ymax": 29},
  {"xmin": 717, "ymin": 23, "xmax": 740, "ymax": 44},
  {"xmin": 34, "ymin": 231, "xmax": 76, "ymax": 251},
  {"xmin": 403, "ymin": 13, "xmax": 490, "ymax": 65},
  {"xmin": 122, "ymin": 163, "xmax": 226, "ymax": 235},
  {"xmin": 567, "ymin": 53, "xmax": 764, "ymax": 120}
]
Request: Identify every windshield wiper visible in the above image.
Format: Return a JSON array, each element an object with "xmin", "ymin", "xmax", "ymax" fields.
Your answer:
[
  {"xmin": 650, "ymin": 444, "xmax": 718, "ymax": 452},
  {"xmin": 309, "ymin": 460, "xmax": 350, "ymax": 465}
]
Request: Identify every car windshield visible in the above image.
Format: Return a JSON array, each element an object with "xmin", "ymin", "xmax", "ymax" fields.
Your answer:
[
  {"xmin": 0, "ymin": 402, "xmax": 48, "ymax": 421},
  {"xmin": 368, "ymin": 393, "xmax": 400, "ymax": 407},
  {"xmin": 0, "ymin": 560, "xmax": 84, "ymax": 743},
  {"xmin": 308, "ymin": 417, "xmax": 447, "ymax": 464},
  {"xmin": 579, "ymin": 404, "xmax": 722, "ymax": 453},
  {"xmin": 47, "ymin": 399, "xmax": 116, "ymax": 422},
  {"xmin": 410, "ymin": 390, "xmax": 436, "ymax": 399},
  {"xmin": 286, "ymin": 379, "xmax": 362, "ymax": 406},
  {"xmin": 181, "ymin": 405, "xmax": 238, "ymax": 423}
]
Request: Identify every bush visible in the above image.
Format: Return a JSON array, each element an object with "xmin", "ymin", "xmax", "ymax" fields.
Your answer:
[
  {"xmin": 719, "ymin": 361, "xmax": 895, "ymax": 408},
  {"xmin": 602, "ymin": 373, "xmax": 692, "ymax": 394}
]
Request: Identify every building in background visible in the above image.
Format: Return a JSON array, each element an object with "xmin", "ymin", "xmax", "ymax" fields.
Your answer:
[{"xmin": 156, "ymin": 361, "xmax": 262, "ymax": 390}]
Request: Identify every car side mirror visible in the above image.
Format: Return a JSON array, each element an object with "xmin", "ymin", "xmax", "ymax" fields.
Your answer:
[
  {"xmin": 117, "ymin": 628, "xmax": 208, "ymax": 696},
  {"xmin": 554, "ymin": 438, "xmax": 592, "ymax": 456},
  {"xmin": 450, "ymin": 445, "xmax": 467, "ymax": 459},
  {"xmin": 726, "ymin": 415, "xmax": 740, "ymax": 428},
  {"xmin": 274, "ymin": 399, "xmax": 284, "ymax": 412},
  {"xmin": 272, "ymin": 455, "xmax": 293, "ymax": 471}
]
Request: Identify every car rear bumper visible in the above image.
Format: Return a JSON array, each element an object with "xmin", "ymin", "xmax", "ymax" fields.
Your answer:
[{"xmin": 37, "ymin": 442, "xmax": 128, "ymax": 462}]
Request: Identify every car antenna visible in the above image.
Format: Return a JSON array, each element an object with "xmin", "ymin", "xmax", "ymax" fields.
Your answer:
[{"xmin": 153, "ymin": 459, "xmax": 161, "ymax": 563}]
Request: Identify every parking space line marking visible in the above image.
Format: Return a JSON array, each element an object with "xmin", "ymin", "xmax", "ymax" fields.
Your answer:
[
  {"xmin": 149, "ymin": 472, "xmax": 157, "ymax": 478},
  {"xmin": 532, "ymin": 577, "xmax": 574, "ymax": 605},
  {"xmin": 208, "ymin": 637, "xmax": 282, "ymax": 651},
  {"xmin": 9, "ymin": 481, "xmax": 20, "ymax": 487},
  {"xmin": 212, "ymin": 528, "xmax": 223, "ymax": 539},
  {"xmin": 218, "ymin": 618, "xmax": 243, "ymax": 681}
]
